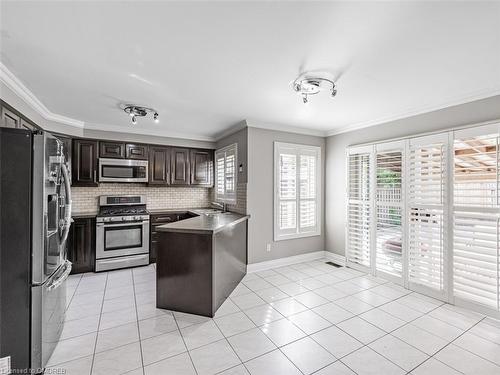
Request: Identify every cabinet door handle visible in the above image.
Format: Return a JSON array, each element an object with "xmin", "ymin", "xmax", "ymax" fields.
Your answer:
[{"xmin": 93, "ymin": 170, "xmax": 97, "ymax": 182}]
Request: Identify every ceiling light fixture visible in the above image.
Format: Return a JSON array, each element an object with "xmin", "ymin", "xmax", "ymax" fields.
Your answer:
[
  {"xmin": 123, "ymin": 105, "xmax": 159, "ymax": 125},
  {"xmin": 292, "ymin": 72, "xmax": 337, "ymax": 104}
]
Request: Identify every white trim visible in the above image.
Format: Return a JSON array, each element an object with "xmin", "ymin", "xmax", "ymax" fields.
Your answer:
[
  {"xmin": 324, "ymin": 252, "xmax": 346, "ymax": 266},
  {"xmin": 214, "ymin": 121, "xmax": 248, "ymax": 141},
  {"xmin": 347, "ymin": 119, "xmax": 500, "ymax": 149},
  {"xmin": 247, "ymin": 251, "xmax": 325, "ymax": 273},
  {"xmin": 326, "ymin": 90, "xmax": 500, "ymax": 137},
  {"xmin": 246, "ymin": 119, "xmax": 326, "ymax": 138},
  {"xmin": 0, "ymin": 62, "xmax": 84, "ymax": 128}
]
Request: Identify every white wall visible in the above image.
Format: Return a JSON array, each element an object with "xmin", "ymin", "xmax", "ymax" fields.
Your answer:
[
  {"xmin": 325, "ymin": 95, "xmax": 500, "ymax": 256},
  {"xmin": 247, "ymin": 127, "xmax": 325, "ymax": 264}
]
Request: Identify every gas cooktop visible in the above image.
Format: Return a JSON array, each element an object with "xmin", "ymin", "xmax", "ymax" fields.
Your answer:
[{"xmin": 98, "ymin": 206, "xmax": 149, "ymax": 217}]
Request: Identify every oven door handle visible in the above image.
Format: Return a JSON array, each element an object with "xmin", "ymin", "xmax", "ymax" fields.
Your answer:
[{"xmin": 97, "ymin": 221, "xmax": 149, "ymax": 227}]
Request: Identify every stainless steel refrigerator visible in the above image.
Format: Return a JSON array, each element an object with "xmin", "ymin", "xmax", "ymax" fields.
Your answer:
[{"xmin": 0, "ymin": 128, "xmax": 72, "ymax": 373}]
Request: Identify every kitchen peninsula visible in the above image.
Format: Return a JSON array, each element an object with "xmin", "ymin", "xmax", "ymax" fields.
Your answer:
[{"xmin": 156, "ymin": 210, "xmax": 249, "ymax": 317}]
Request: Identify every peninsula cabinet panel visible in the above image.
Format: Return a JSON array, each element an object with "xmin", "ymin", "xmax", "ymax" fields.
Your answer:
[
  {"xmin": 67, "ymin": 217, "xmax": 95, "ymax": 274},
  {"xmin": 190, "ymin": 149, "xmax": 213, "ymax": 186},
  {"xmin": 170, "ymin": 147, "xmax": 191, "ymax": 185},
  {"xmin": 126, "ymin": 143, "xmax": 148, "ymax": 160},
  {"xmin": 99, "ymin": 141, "xmax": 125, "ymax": 158},
  {"xmin": 72, "ymin": 139, "xmax": 98, "ymax": 186},
  {"xmin": 149, "ymin": 146, "xmax": 170, "ymax": 185}
]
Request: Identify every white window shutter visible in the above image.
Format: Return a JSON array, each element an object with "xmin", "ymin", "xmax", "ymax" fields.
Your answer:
[
  {"xmin": 347, "ymin": 151, "xmax": 372, "ymax": 268},
  {"xmin": 215, "ymin": 143, "xmax": 238, "ymax": 203},
  {"xmin": 274, "ymin": 143, "xmax": 321, "ymax": 241},
  {"xmin": 408, "ymin": 138, "xmax": 447, "ymax": 293},
  {"xmin": 453, "ymin": 131, "xmax": 500, "ymax": 310}
]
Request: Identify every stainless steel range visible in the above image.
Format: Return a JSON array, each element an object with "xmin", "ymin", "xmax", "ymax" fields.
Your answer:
[{"xmin": 96, "ymin": 195, "xmax": 150, "ymax": 271}]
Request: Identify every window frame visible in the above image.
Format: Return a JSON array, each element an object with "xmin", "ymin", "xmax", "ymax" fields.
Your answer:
[
  {"xmin": 215, "ymin": 143, "xmax": 238, "ymax": 204},
  {"xmin": 274, "ymin": 142, "xmax": 322, "ymax": 241}
]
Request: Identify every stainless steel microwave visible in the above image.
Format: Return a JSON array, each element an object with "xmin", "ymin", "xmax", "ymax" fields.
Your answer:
[{"xmin": 98, "ymin": 158, "xmax": 148, "ymax": 183}]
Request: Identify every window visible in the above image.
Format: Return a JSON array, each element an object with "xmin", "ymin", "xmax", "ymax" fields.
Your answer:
[
  {"xmin": 215, "ymin": 143, "xmax": 238, "ymax": 203},
  {"xmin": 274, "ymin": 142, "xmax": 321, "ymax": 241}
]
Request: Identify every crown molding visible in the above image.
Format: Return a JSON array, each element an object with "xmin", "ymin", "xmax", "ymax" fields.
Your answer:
[
  {"xmin": 214, "ymin": 120, "xmax": 248, "ymax": 141},
  {"xmin": 83, "ymin": 121, "xmax": 216, "ymax": 143},
  {"xmin": 0, "ymin": 62, "xmax": 84, "ymax": 128},
  {"xmin": 245, "ymin": 119, "xmax": 327, "ymax": 137},
  {"xmin": 325, "ymin": 89, "xmax": 500, "ymax": 137}
]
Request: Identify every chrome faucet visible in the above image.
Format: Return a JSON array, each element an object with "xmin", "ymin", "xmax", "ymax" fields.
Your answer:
[{"xmin": 211, "ymin": 201, "xmax": 228, "ymax": 212}]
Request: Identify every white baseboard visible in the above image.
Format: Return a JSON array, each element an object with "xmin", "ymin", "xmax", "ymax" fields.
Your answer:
[
  {"xmin": 324, "ymin": 251, "xmax": 346, "ymax": 266},
  {"xmin": 247, "ymin": 251, "xmax": 325, "ymax": 273}
]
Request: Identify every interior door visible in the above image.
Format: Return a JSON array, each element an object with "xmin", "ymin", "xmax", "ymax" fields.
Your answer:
[
  {"xmin": 407, "ymin": 134, "xmax": 449, "ymax": 300},
  {"xmin": 374, "ymin": 141, "xmax": 405, "ymax": 284}
]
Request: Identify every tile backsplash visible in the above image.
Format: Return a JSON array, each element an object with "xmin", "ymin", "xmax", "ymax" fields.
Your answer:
[{"xmin": 72, "ymin": 183, "xmax": 214, "ymax": 213}]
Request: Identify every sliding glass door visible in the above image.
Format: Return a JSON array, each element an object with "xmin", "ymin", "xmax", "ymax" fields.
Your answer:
[
  {"xmin": 346, "ymin": 123, "xmax": 500, "ymax": 316},
  {"xmin": 453, "ymin": 124, "xmax": 500, "ymax": 313},
  {"xmin": 346, "ymin": 146, "xmax": 372, "ymax": 271},
  {"xmin": 374, "ymin": 141, "xmax": 405, "ymax": 283},
  {"xmin": 407, "ymin": 134, "xmax": 449, "ymax": 300}
]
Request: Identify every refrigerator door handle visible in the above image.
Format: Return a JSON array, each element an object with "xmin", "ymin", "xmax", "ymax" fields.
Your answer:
[
  {"xmin": 60, "ymin": 162, "xmax": 72, "ymax": 251},
  {"xmin": 46, "ymin": 260, "xmax": 72, "ymax": 291}
]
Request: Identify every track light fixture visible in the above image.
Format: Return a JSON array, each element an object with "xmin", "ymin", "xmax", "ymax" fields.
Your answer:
[
  {"xmin": 123, "ymin": 105, "xmax": 159, "ymax": 125},
  {"xmin": 292, "ymin": 72, "xmax": 337, "ymax": 104}
]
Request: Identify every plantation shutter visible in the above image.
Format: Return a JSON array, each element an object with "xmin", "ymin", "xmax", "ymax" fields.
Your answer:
[
  {"xmin": 215, "ymin": 143, "xmax": 237, "ymax": 203},
  {"xmin": 375, "ymin": 142, "xmax": 404, "ymax": 279},
  {"xmin": 278, "ymin": 148, "xmax": 298, "ymax": 235},
  {"xmin": 408, "ymin": 135, "xmax": 447, "ymax": 294},
  {"xmin": 453, "ymin": 126, "xmax": 500, "ymax": 311},
  {"xmin": 347, "ymin": 147, "xmax": 373, "ymax": 268},
  {"xmin": 274, "ymin": 143, "xmax": 321, "ymax": 240},
  {"xmin": 300, "ymin": 149, "xmax": 318, "ymax": 232}
]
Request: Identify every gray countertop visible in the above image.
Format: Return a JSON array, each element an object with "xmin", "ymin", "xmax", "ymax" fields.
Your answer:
[
  {"xmin": 71, "ymin": 211, "xmax": 98, "ymax": 218},
  {"xmin": 156, "ymin": 211, "xmax": 249, "ymax": 234}
]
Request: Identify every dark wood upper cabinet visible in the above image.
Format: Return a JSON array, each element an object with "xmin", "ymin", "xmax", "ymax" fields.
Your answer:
[
  {"xmin": 20, "ymin": 119, "xmax": 36, "ymax": 131},
  {"xmin": 72, "ymin": 139, "xmax": 98, "ymax": 186},
  {"xmin": 99, "ymin": 141, "xmax": 125, "ymax": 158},
  {"xmin": 126, "ymin": 144, "xmax": 148, "ymax": 160},
  {"xmin": 1, "ymin": 101, "xmax": 39, "ymax": 131},
  {"xmin": 1, "ymin": 106, "xmax": 21, "ymax": 129},
  {"xmin": 67, "ymin": 217, "xmax": 95, "ymax": 274},
  {"xmin": 149, "ymin": 146, "xmax": 170, "ymax": 185},
  {"xmin": 190, "ymin": 149, "xmax": 214, "ymax": 186},
  {"xmin": 170, "ymin": 147, "xmax": 191, "ymax": 185}
]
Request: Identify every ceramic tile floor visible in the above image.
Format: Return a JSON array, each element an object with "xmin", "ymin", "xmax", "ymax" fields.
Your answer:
[{"xmin": 47, "ymin": 259, "xmax": 500, "ymax": 375}]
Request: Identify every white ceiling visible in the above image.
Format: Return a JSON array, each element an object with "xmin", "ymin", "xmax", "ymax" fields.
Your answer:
[{"xmin": 1, "ymin": 1, "xmax": 499, "ymax": 140}]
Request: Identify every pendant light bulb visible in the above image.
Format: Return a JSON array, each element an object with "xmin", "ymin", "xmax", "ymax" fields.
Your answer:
[
  {"xmin": 154, "ymin": 112, "xmax": 159, "ymax": 123},
  {"xmin": 302, "ymin": 94, "xmax": 308, "ymax": 104},
  {"xmin": 132, "ymin": 115, "xmax": 137, "ymax": 125}
]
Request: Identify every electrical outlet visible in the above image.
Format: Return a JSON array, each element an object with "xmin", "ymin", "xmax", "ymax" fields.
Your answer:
[{"xmin": 266, "ymin": 243, "xmax": 271, "ymax": 252}]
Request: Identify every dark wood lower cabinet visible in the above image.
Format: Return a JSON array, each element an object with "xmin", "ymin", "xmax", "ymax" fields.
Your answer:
[
  {"xmin": 67, "ymin": 217, "xmax": 96, "ymax": 274},
  {"xmin": 149, "ymin": 212, "xmax": 197, "ymax": 263}
]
